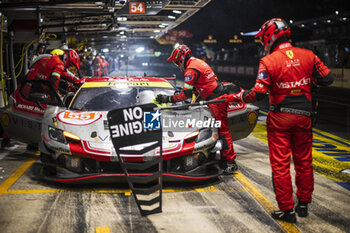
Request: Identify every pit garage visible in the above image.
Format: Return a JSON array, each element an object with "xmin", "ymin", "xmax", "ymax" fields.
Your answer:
[{"xmin": 0, "ymin": 1, "xmax": 349, "ymax": 233}]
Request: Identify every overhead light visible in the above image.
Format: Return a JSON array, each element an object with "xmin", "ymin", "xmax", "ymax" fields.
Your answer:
[
  {"xmin": 103, "ymin": 36, "xmax": 108, "ymax": 38},
  {"xmin": 120, "ymin": 31, "xmax": 125, "ymax": 35},
  {"xmin": 159, "ymin": 24, "xmax": 166, "ymax": 28},
  {"xmin": 117, "ymin": 17, "xmax": 127, "ymax": 21},
  {"xmin": 40, "ymin": 18, "xmax": 43, "ymax": 23},
  {"xmin": 102, "ymin": 48, "xmax": 109, "ymax": 53},
  {"xmin": 153, "ymin": 29, "xmax": 160, "ymax": 33},
  {"xmin": 289, "ymin": 20, "xmax": 293, "ymax": 24},
  {"xmin": 313, "ymin": 22, "xmax": 317, "ymax": 25},
  {"xmin": 240, "ymin": 32, "xmax": 243, "ymax": 35},
  {"xmin": 119, "ymin": 26, "xmax": 127, "ymax": 30},
  {"xmin": 168, "ymin": 15, "xmax": 176, "ymax": 20},
  {"xmin": 172, "ymin": 10, "xmax": 182, "ymax": 14},
  {"xmin": 136, "ymin": 47, "xmax": 144, "ymax": 53},
  {"xmin": 150, "ymin": 36, "xmax": 154, "ymax": 39},
  {"xmin": 335, "ymin": 10, "xmax": 339, "ymax": 15},
  {"xmin": 342, "ymin": 17, "xmax": 347, "ymax": 21},
  {"xmin": 327, "ymin": 19, "xmax": 331, "ymax": 23},
  {"xmin": 301, "ymin": 24, "xmax": 305, "ymax": 27},
  {"xmin": 102, "ymin": 23, "xmax": 107, "ymax": 26}
]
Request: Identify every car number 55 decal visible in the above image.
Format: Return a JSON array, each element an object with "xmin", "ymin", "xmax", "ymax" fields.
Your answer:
[{"xmin": 57, "ymin": 111, "xmax": 102, "ymax": 125}]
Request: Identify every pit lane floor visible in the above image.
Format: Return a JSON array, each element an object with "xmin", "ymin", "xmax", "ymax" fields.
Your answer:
[{"xmin": 0, "ymin": 118, "xmax": 349, "ymax": 233}]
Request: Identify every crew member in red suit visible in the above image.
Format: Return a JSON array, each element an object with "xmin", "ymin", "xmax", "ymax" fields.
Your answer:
[
  {"xmin": 26, "ymin": 49, "xmax": 82, "ymax": 93},
  {"xmin": 101, "ymin": 56, "xmax": 109, "ymax": 76},
  {"xmin": 217, "ymin": 18, "xmax": 334, "ymax": 222},
  {"xmin": 93, "ymin": 55, "xmax": 103, "ymax": 77},
  {"xmin": 156, "ymin": 45, "xmax": 238, "ymax": 174}
]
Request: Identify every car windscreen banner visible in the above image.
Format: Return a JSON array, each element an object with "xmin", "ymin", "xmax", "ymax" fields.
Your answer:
[{"xmin": 107, "ymin": 103, "xmax": 163, "ymax": 216}]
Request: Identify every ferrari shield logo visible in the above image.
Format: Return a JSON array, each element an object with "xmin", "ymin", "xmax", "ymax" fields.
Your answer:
[{"xmin": 286, "ymin": 50, "xmax": 294, "ymax": 59}]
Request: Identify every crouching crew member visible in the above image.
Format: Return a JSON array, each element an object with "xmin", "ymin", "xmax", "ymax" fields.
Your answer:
[{"xmin": 27, "ymin": 49, "xmax": 82, "ymax": 93}]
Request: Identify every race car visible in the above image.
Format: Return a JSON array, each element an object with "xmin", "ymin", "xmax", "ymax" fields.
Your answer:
[{"xmin": 0, "ymin": 77, "xmax": 259, "ymax": 183}]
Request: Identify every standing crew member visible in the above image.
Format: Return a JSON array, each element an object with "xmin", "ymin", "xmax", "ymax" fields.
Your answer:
[
  {"xmin": 26, "ymin": 49, "xmax": 82, "ymax": 92},
  {"xmin": 93, "ymin": 55, "xmax": 103, "ymax": 77},
  {"xmin": 156, "ymin": 45, "xmax": 238, "ymax": 174},
  {"xmin": 217, "ymin": 18, "xmax": 334, "ymax": 222}
]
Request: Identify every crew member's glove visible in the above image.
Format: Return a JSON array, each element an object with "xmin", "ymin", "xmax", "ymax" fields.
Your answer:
[
  {"xmin": 216, "ymin": 91, "xmax": 243, "ymax": 104},
  {"xmin": 155, "ymin": 94, "xmax": 172, "ymax": 104}
]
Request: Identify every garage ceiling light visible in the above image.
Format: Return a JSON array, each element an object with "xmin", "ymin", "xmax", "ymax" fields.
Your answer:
[{"xmin": 168, "ymin": 15, "xmax": 176, "ymax": 19}]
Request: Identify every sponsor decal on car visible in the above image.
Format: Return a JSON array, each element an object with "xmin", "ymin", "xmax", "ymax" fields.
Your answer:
[
  {"xmin": 228, "ymin": 102, "xmax": 246, "ymax": 112},
  {"xmin": 247, "ymin": 111, "xmax": 258, "ymax": 125},
  {"xmin": 82, "ymin": 81, "xmax": 173, "ymax": 88},
  {"xmin": 56, "ymin": 111, "xmax": 102, "ymax": 125},
  {"xmin": 1, "ymin": 113, "xmax": 11, "ymax": 127}
]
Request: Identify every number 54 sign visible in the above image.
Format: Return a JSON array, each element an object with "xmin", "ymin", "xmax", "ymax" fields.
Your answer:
[{"xmin": 129, "ymin": 2, "xmax": 145, "ymax": 14}]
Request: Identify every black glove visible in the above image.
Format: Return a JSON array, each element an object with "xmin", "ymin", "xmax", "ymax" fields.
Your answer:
[{"xmin": 156, "ymin": 94, "xmax": 172, "ymax": 104}]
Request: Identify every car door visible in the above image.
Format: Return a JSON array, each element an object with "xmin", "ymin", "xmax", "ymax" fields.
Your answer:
[{"xmin": 0, "ymin": 80, "xmax": 63, "ymax": 145}]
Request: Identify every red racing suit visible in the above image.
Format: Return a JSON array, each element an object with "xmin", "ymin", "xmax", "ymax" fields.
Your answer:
[
  {"xmin": 172, "ymin": 57, "xmax": 236, "ymax": 162},
  {"xmin": 93, "ymin": 56, "xmax": 103, "ymax": 77},
  {"xmin": 27, "ymin": 55, "xmax": 80, "ymax": 91},
  {"xmin": 240, "ymin": 42, "xmax": 333, "ymax": 211}
]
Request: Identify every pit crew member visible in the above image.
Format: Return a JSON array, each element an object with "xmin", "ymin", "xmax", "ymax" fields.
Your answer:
[
  {"xmin": 156, "ymin": 45, "xmax": 238, "ymax": 174},
  {"xmin": 26, "ymin": 49, "xmax": 82, "ymax": 94},
  {"xmin": 217, "ymin": 18, "xmax": 334, "ymax": 222}
]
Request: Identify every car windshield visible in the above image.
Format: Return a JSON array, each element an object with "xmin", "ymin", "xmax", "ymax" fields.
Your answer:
[{"xmin": 70, "ymin": 85, "xmax": 174, "ymax": 111}]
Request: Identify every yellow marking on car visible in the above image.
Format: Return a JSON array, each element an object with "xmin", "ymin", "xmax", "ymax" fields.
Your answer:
[
  {"xmin": 95, "ymin": 227, "xmax": 110, "ymax": 233},
  {"xmin": 82, "ymin": 81, "xmax": 173, "ymax": 88},
  {"xmin": 0, "ymin": 156, "xmax": 37, "ymax": 197},
  {"xmin": 253, "ymin": 110, "xmax": 350, "ymax": 182},
  {"xmin": 234, "ymin": 172, "xmax": 301, "ymax": 233}
]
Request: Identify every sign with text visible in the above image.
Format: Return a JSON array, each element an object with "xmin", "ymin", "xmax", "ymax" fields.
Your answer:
[
  {"xmin": 108, "ymin": 103, "xmax": 162, "ymax": 152},
  {"xmin": 129, "ymin": 2, "xmax": 145, "ymax": 14},
  {"xmin": 107, "ymin": 103, "xmax": 163, "ymax": 216},
  {"xmin": 119, "ymin": 0, "xmax": 170, "ymax": 15}
]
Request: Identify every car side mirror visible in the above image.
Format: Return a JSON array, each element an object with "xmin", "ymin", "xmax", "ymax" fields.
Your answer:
[
  {"xmin": 29, "ymin": 93, "xmax": 47, "ymax": 110},
  {"xmin": 30, "ymin": 93, "xmax": 48, "ymax": 102}
]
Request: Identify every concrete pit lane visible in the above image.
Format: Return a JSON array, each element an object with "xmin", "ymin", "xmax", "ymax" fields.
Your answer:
[{"xmin": 0, "ymin": 115, "xmax": 349, "ymax": 233}]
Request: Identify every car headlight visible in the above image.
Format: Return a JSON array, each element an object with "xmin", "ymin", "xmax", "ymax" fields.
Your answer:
[
  {"xmin": 184, "ymin": 130, "xmax": 199, "ymax": 143},
  {"xmin": 48, "ymin": 126, "xmax": 66, "ymax": 144},
  {"xmin": 195, "ymin": 128, "xmax": 212, "ymax": 143},
  {"xmin": 48, "ymin": 126, "xmax": 81, "ymax": 144}
]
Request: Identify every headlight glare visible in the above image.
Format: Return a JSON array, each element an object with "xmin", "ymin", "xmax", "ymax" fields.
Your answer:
[{"xmin": 63, "ymin": 131, "xmax": 81, "ymax": 144}]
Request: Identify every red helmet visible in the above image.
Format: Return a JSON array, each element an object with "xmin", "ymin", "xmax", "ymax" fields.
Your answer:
[
  {"xmin": 64, "ymin": 49, "xmax": 80, "ymax": 69},
  {"xmin": 167, "ymin": 44, "xmax": 192, "ymax": 72},
  {"xmin": 255, "ymin": 18, "xmax": 291, "ymax": 54}
]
